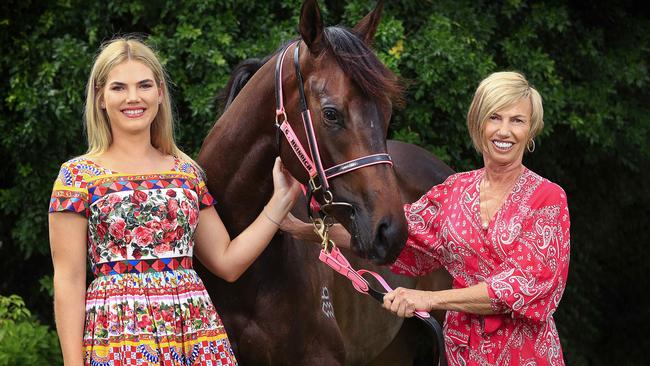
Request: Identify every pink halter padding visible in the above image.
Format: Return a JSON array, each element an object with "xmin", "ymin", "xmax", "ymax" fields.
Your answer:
[
  {"xmin": 325, "ymin": 153, "xmax": 394, "ymax": 179},
  {"xmin": 275, "ymin": 43, "xmax": 293, "ymax": 118},
  {"xmin": 300, "ymin": 184, "xmax": 322, "ymax": 213},
  {"xmin": 301, "ymin": 110, "xmax": 329, "ymax": 189}
]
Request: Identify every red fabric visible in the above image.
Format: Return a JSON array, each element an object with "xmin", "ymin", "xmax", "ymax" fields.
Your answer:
[{"xmin": 391, "ymin": 167, "xmax": 570, "ymax": 366}]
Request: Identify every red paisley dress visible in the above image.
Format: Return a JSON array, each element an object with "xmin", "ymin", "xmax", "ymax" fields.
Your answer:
[
  {"xmin": 391, "ymin": 167, "xmax": 570, "ymax": 366},
  {"xmin": 49, "ymin": 156, "xmax": 237, "ymax": 366}
]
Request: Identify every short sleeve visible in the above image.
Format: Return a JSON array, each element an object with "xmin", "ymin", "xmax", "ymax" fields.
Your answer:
[
  {"xmin": 390, "ymin": 175, "xmax": 458, "ymax": 277},
  {"xmin": 191, "ymin": 164, "xmax": 216, "ymax": 209},
  {"xmin": 485, "ymin": 183, "xmax": 571, "ymax": 322},
  {"xmin": 49, "ymin": 161, "xmax": 90, "ymax": 217}
]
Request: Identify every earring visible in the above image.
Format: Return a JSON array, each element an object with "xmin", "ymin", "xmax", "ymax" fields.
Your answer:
[{"xmin": 527, "ymin": 139, "xmax": 536, "ymax": 153}]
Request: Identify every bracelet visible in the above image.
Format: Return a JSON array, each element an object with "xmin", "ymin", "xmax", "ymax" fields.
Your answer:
[{"xmin": 263, "ymin": 207, "xmax": 281, "ymax": 227}]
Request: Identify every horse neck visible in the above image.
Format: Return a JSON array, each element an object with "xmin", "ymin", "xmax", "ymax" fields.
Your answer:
[{"xmin": 199, "ymin": 60, "xmax": 278, "ymax": 235}]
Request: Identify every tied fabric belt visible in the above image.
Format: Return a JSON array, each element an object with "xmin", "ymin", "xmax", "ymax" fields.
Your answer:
[{"xmin": 93, "ymin": 256, "xmax": 193, "ymax": 277}]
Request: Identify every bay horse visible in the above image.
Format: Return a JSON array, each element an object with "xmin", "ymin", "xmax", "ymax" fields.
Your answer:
[{"xmin": 197, "ymin": 1, "xmax": 453, "ymax": 364}]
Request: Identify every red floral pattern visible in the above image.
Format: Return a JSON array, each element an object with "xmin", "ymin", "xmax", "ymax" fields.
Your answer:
[{"xmin": 391, "ymin": 168, "xmax": 570, "ymax": 366}]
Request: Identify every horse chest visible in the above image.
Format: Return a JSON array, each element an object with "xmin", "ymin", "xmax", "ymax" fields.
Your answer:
[{"xmin": 227, "ymin": 281, "xmax": 345, "ymax": 365}]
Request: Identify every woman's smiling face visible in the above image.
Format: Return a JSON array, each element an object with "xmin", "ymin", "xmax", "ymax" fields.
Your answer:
[
  {"xmin": 482, "ymin": 97, "xmax": 532, "ymax": 166},
  {"xmin": 101, "ymin": 60, "xmax": 162, "ymax": 137}
]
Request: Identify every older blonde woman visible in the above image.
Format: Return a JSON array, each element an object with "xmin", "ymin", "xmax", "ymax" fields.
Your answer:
[
  {"xmin": 48, "ymin": 37, "xmax": 300, "ymax": 366},
  {"xmin": 284, "ymin": 71, "xmax": 570, "ymax": 365}
]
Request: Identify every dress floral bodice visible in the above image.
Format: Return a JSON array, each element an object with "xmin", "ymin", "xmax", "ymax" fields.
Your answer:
[{"xmin": 49, "ymin": 156, "xmax": 215, "ymax": 268}]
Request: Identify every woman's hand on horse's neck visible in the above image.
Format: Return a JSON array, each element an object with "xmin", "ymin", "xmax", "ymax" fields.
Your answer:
[{"xmin": 192, "ymin": 158, "xmax": 301, "ymax": 282}]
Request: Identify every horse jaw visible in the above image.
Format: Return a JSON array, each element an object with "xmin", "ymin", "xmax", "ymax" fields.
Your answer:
[{"xmin": 327, "ymin": 172, "xmax": 407, "ymax": 265}]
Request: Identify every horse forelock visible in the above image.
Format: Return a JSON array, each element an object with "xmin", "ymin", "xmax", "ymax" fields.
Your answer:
[{"xmin": 322, "ymin": 26, "xmax": 404, "ymax": 108}]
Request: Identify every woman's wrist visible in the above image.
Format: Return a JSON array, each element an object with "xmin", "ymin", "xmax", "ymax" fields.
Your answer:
[
  {"xmin": 265, "ymin": 195, "xmax": 292, "ymax": 224},
  {"xmin": 262, "ymin": 206, "xmax": 282, "ymax": 227},
  {"xmin": 427, "ymin": 291, "xmax": 442, "ymax": 311}
]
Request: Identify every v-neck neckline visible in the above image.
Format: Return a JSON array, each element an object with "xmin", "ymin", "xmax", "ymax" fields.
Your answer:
[{"xmin": 477, "ymin": 167, "xmax": 527, "ymax": 232}]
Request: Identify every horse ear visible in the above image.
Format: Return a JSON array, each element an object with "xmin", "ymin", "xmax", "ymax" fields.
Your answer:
[
  {"xmin": 352, "ymin": 1, "xmax": 384, "ymax": 46},
  {"xmin": 299, "ymin": 0, "xmax": 325, "ymax": 55}
]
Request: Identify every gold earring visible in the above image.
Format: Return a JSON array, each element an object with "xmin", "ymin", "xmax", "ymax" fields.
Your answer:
[{"xmin": 527, "ymin": 139, "xmax": 536, "ymax": 153}]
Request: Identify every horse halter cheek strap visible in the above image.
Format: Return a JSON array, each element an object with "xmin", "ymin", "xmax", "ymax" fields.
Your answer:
[
  {"xmin": 274, "ymin": 40, "xmax": 448, "ymax": 366},
  {"xmin": 274, "ymin": 40, "xmax": 393, "ymax": 217}
]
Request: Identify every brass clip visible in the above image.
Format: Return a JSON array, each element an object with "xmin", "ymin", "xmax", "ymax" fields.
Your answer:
[{"xmin": 312, "ymin": 217, "xmax": 336, "ymax": 253}]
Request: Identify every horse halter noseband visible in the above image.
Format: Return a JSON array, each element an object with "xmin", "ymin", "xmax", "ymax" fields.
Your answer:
[
  {"xmin": 274, "ymin": 40, "xmax": 393, "ymax": 221},
  {"xmin": 273, "ymin": 40, "xmax": 447, "ymax": 366}
]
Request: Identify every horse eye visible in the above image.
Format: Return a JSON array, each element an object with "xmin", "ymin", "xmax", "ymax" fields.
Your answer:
[{"xmin": 322, "ymin": 108, "xmax": 340, "ymax": 124}]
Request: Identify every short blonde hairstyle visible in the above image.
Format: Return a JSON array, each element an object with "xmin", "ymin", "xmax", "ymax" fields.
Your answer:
[
  {"xmin": 84, "ymin": 36, "xmax": 194, "ymax": 164},
  {"xmin": 466, "ymin": 71, "xmax": 544, "ymax": 153}
]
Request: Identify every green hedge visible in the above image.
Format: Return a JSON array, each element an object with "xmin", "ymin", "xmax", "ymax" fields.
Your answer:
[{"xmin": 0, "ymin": 295, "xmax": 62, "ymax": 366}]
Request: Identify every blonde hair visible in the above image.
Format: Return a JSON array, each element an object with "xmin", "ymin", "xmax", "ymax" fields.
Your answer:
[
  {"xmin": 466, "ymin": 71, "xmax": 544, "ymax": 153},
  {"xmin": 83, "ymin": 36, "xmax": 196, "ymax": 165}
]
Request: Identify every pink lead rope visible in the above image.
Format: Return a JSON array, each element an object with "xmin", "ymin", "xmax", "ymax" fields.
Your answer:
[{"xmin": 318, "ymin": 247, "xmax": 432, "ymax": 319}]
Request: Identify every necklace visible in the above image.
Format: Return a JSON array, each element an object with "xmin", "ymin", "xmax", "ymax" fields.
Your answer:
[{"xmin": 479, "ymin": 175, "xmax": 517, "ymax": 230}]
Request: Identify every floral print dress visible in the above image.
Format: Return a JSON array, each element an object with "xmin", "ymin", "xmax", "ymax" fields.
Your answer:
[
  {"xmin": 391, "ymin": 168, "xmax": 570, "ymax": 366},
  {"xmin": 49, "ymin": 156, "xmax": 237, "ymax": 366}
]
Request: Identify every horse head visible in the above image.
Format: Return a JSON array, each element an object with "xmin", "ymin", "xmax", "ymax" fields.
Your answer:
[{"xmin": 279, "ymin": 0, "xmax": 407, "ymax": 264}]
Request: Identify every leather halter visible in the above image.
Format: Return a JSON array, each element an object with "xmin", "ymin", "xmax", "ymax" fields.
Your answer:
[{"xmin": 274, "ymin": 40, "xmax": 393, "ymax": 217}]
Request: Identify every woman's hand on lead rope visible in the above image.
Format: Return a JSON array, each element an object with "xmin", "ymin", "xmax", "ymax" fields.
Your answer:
[
  {"xmin": 384, "ymin": 283, "xmax": 496, "ymax": 317},
  {"xmin": 383, "ymin": 287, "xmax": 434, "ymax": 318}
]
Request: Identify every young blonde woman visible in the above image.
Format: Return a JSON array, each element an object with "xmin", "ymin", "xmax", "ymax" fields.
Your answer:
[
  {"xmin": 48, "ymin": 37, "xmax": 300, "ymax": 366},
  {"xmin": 284, "ymin": 72, "xmax": 571, "ymax": 365}
]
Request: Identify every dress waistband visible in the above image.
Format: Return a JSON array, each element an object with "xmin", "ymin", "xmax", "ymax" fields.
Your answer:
[{"xmin": 92, "ymin": 256, "xmax": 193, "ymax": 277}]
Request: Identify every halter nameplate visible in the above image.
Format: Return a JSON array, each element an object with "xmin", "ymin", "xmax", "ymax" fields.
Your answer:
[{"xmin": 280, "ymin": 121, "xmax": 316, "ymax": 177}]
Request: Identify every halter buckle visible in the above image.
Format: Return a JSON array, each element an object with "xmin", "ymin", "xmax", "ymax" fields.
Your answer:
[
  {"xmin": 308, "ymin": 176, "xmax": 322, "ymax": 192},
  {"xmin": 275, "ymin": 110, "xmax": 288, "ymax": 127}
]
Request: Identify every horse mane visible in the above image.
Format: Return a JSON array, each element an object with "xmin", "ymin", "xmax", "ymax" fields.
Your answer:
[
  {"xmin": 217, "ymin": 54, "xmax": 274, "ymax": 111},
  {"xmin": 218, "ymin": 26, "xmax": 404, "ymax": 112}
]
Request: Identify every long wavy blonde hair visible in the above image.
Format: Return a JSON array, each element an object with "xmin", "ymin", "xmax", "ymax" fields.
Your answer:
[
  {"xmin": 466, "ymin": 71, "xmax": 544, "ymax": 154},
  {"xmin": 84, "ymin": 36, "xmax": 195, "ymax": 165}
]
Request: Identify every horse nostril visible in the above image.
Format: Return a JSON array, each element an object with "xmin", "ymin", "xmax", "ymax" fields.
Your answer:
[
  {"xmin": 371, "ymin": 214, "xmax": 407, "ymax": 264},
  {"xmin": 373, "ymin": 217, "xmax": 393, "ymax": 262}
]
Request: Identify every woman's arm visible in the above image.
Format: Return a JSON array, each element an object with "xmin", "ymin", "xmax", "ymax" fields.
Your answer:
[
  {"xmin": 49, "ymin": 212, "xmax": 88, "ymax": 366},
  {"xmin": 193, "ymin": 158, "xmax": 302, "ymax": 282},
  {"xmin": 279, "ymin": 213, "xmax": 351, "ymax": 249},
  {"xmin": 383, "ymin": 283, "xmax": 496, "ymax": 318}
]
